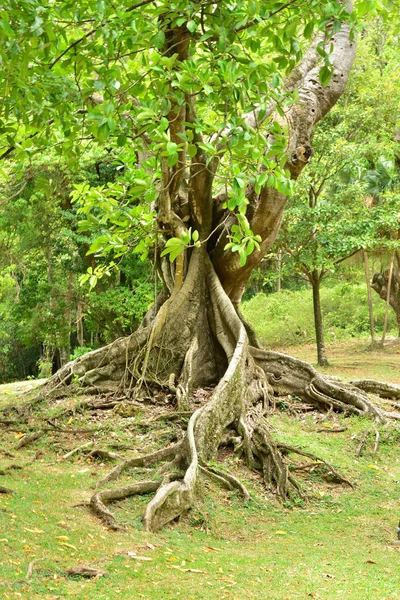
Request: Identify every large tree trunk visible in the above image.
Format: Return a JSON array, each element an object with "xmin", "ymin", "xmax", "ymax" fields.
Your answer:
[{"xmin": 371, "ymin": 265, "xmax": 400, "ymax": 337}]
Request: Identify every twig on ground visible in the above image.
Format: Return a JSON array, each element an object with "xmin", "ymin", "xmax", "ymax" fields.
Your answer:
[
  {"xmin": 60, "ymin": 441, "xmax": 93, "ymax": 461},
  {"xmin": 317, "ymin": 427, "xmax": 347, "ymax": 433},
  {"xmin": 64, "ymin": 565, "xmax": 107, "ymax": 578},
  {"xmin": 15, "ymin": 431, "xmax": 44, "ymax": 450},
  {"xmin": 373, "ymin": 429, "xmax": 380, "ymax": 454},
  {"xmin": 26, "ymin": 558, "xmax": 44, "ymax": 580},
  {"xmin": 356, "ymin": 430, "xmax": 369, "ymax": 457}
]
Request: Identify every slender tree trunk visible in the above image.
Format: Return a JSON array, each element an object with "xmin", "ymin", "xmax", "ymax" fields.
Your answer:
[
  {"xmin": 381, "ymin": 252, "xmax": 395, "ymax": 345},
  {"xmin": 311, "ymin": 272, "xmax": 329, "ymax": 367},
  {"xmin": 77, "ymin": 302, "xmax": 85, "ymax": 347},
  {"xmin": 363, "ymin": 250, "xmax": 376, "ymax": 344},
  {"xmin": 59, "ymin": 345, "xmax": 70, "ymax": 367},
  {"xmin": 276, "ymin": 251, "xmax": 282, "ymax": 293}
]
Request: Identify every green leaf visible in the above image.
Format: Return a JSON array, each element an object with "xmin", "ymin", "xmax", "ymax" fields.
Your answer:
[{"xmin": 319, "ymin": 65, "xmax": 333, "ymax": 87}]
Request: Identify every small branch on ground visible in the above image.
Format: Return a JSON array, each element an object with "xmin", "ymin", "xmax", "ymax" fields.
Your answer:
[
  {"xmin": 88, "ymin": 449, "xmax": 123, "ymax": 461},
  {"xmin": 15, "ymin": 431, "xmax": 44, "ymax": 450},
  {"xmin": 355, "ymin": 430, "xmax": 369, "ymax": 457},
  {"xmin": 64, "ymin": 565, "xmax": 107, "ymax": 578},
  {"xmin": 317, "ymin": 427, "xmax": 347, "ymax": 433},
  {"xmin": 26, "ymin": 558, "xmax": 44, "ymax": 580},
  {"xmin": 60, "ymin": 441, "xmax": 93, "ymax": 461},
  {"xmin": 373, "ymin": 429, "xmax": 380, "ymax": 454}
]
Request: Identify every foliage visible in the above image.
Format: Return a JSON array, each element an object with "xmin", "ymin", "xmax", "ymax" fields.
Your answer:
[
  {"xmin": 0, "ymin": 0, "xmax": 383, "ymax": 269},
  {"xmin": 0, "ymin": 153, "xmax": 153, "ymax": 382}
]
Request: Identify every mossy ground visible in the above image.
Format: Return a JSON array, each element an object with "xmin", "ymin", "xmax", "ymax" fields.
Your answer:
[{"xmin": 1, "ymin": 341, "xmax": 400, "ymax": 600}]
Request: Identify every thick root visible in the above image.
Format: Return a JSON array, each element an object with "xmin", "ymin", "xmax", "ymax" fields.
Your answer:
[
  {"xmin": 143, "ymin": 410, "xmax": 200, "ymax": 531},
  {"xmin": 97, "ymin": 442, "xmax": 183, "ymax": 488},
  {"xmin": 251, "ymin": 348, "xmax": 398, "ymax": 421},
  {"xmin": 90, "ymin": 481, "xmax": 161, "ymax": 530}
]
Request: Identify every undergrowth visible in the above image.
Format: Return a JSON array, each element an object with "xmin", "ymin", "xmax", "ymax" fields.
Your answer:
[{"xmin": 242, "ymin": 282, "xmax": 397, "ymax": 348}]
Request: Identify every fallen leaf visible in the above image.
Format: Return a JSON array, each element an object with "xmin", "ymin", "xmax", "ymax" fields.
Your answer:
[
  {"xmin": 203, "ymin": 545, "xmax": 221, "ymax": 552},
  {"xmin": 365, "ymin": 559, "xmax": 377, "ymax": 564},
  {"xmin": 58, "ymin": 542, "xmax": 77, "ymax": 551},
  {"xmin": 127, "ymin": 553, "xmax": 152, "ymax": 561},
  {"xmin": 23, "ymin": 527, "xmax": 44, "ymax": 534},
  {"xmin": 275, "ymin": 530, "xmax": 287, "ymax": 535},
  {"xmin": 169, "ymin": 566, "xmax": 205, "ymax": 573},
  {"xmin": 145, "ymin": 541, "xmax": 156, "ymax": 550}
]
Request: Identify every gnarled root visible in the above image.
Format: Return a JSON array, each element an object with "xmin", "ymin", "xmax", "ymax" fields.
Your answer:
[
  {"xmin": 19, "ymin": 250, "xmax": 400, "ymax": 533},
  {"xmin": 97, "ymin": 442, "xmax": 183, "ymax": 488},
  {"xmin": 252, "ymin": 348, "xmax": 400, "ymax": 421},
  {"xmin": 90, "ymin": 481, "xmax": 161, "ymax": 530}
]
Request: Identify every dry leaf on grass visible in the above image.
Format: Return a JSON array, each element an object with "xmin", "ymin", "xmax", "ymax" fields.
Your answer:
[{"xmin": 169, "ymin": 566, "xmax": 206, "ymax": 573}]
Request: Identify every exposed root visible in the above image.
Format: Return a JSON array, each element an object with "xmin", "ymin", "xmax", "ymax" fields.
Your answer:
[
  {"xmin": 10, "ymin": 250, "xmax": 400, "ymax": 533},
  {"xmin": 350, "ymin": 379, "xmax": 400, "ymax": 400},
  {"xmin": 277, "ymin": 443, "xmax": 354, "ymax": 488},
  {"xmin": 60, "ymin": 442, "xmax": 93, "ymax": 461},
  {"xmin": 143, "ymin": 410, "xmax": 200, "ymax": 531},
  {"xmin": 199, "ymin": 460, "xmax": 250, "ymax": 500},
  {"xmin": 97, "ymin": 442, "xmax": 182, "ymax": 488},
  {"xmin": 88, "ymin": 449, "xmax": 123, "ymax": 461},
  {"xmin": 356, "ymin": 430, "xmax": 369, "ymax": 457},
  {"xmin": 90, "ymin": 480, "xmax": 161, "ymax": 530},
  {"xmin": 252, "ymin": 348, "xmax": 393, "ymax": 422},
  {"xmin": 251, "ymin": 423, "xmax": 290, "ymax": 500}
]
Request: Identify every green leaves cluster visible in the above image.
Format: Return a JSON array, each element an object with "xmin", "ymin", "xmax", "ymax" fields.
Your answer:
[
  {"xmin": 224, "ymin": 214, "xmax": 262, "ymax": 267},
  {"xmin": 160, "ymin": 228, "xmax": 201, "ymax": 262}
]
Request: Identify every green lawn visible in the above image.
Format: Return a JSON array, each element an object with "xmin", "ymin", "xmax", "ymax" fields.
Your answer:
[{"xmin": 1, "ymin": 345, "xmax": 400, "ymax": 600}]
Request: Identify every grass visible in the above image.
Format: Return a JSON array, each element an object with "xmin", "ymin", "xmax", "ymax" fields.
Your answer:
[
  {"xmin": 1, "ymin": 348, "xmax": 400, "ymax": 600},
  {"xmin": 279, "ymin": 338, "xmax": 400, "ymax": 383}
]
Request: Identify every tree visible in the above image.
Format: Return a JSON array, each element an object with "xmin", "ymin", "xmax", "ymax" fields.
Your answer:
[
  {"xmin": 366, "ymin": 160, "xmax": 400, "ymax": 338},
  {"xmin": 277, "ymin": 181, "xmax": 373, "ymax": 366},
  {"xmin": 1, "ymin": 0, "xmax": 399, "ymax": 531}
]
